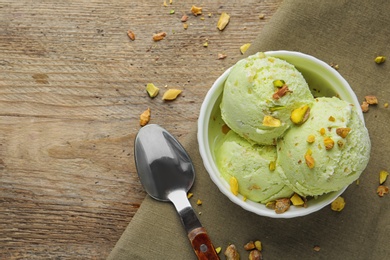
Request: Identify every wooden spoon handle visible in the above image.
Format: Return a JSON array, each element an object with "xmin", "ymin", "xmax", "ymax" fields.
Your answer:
[{"xmin": 188, "ymin": 227, "xmax": 220, "ymax": 260}]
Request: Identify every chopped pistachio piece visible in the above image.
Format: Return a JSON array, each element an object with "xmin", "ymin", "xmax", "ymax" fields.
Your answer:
[
  {"xmin": 229, "ymin": 176, "xmax": 239, "ymax": 196},
  {"xmin": 324, "ymin": 137, "xmax": 335, "ymax": 150},
  {"xmin": 262, "ymin": 115, "xmax": 281, "ymax": 127},
  {"xmin": 331, "ymin": 196, "xmax": 345, "ymax": 211},
  {"xmin": 377, "ymin": 185, "xmax": 389, "ymax": 197},
  {"xmin": 305, "ymin": 149, "xmax": 315, "ymax": 169},
  {"xmin": 273, "ymin": 79, "xmax": 285, "ymax": 88},
  {"xmin": 290, "ymin": 193, "xmax": 305, "ymax": 206},
  {"xmin": 375, "ymin": 56, "xmax": 386, "ymax": 64},
  {"xmin": 254, "ymin": 240, "xmax": 262, "ymax": 251},
  {"xmin": 146, "ymin": 83, "xmax": 159, "ymax": 98},
  {"xmin": 191, "ymin": 5, "xmax": 202, "ymax": 16},
  {"xmin": 240, "ymin": 43, "xmax": 251, "ymax": 54},
  {"xmin": 269, "ymin": 106, "xmax": 285, "ymax": 112},
  {"xmin": 269, "ymin": 161, "xmax": 276, "ymax": 171},
  {"xmin": 336, "ymin": 127, "xmax": 351, "ymax": 138},
  {"xmin": 139, "ymin": 108, "xmax": 151, "ymax": 126},
  {"xmin": 217, "ymin": 12, "xmax": 230, "ymax": 31},
  {"xmin": 162, "ymin": 89, "xmax": 182, "ymax": 100},
  {"xmin": 380, "ymin": 170, "xmax": 389, "ymax": 185},
  {"xmin": 365, "ymin": 95, "xmax": 378, "ymax": 105},
  {"xmin": 290, "ymin": 105, "xmax": 310, "ymax": 125},
  {"xmin": 307, "ymin": 134, "xmax": 315, "ymax": 143}
]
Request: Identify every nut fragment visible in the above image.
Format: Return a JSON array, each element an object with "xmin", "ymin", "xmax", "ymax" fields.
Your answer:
[
  {"xmin": 361, "ymin": 101, "xmax": 369, "ymax": 112},
  {"xmin": 313, "ymin": 245, "xmax": 321, "ymax": 252},
  {"xmin": 162, "ymin": 89, "xmax": 182, "ymax": 100},
  {"xmin": 139, "ymin": 108, "xmax": 151, "ymax": 126},
  {"xmin": 275, "ymin": 198, "xmax": 291, "ymax": 214},
  {"xmin": 307, "ymin": 134, "xmax": 315, "ymax": 143},
  {"xmin": 290, "ymin": 105, "xmax": 310, "ymax": 125},
  {"xmin": 330, "ymin": 63, "xmax": 339, "ymax": 70},
  {"xmin": 265, "ymin": 201, "xmax": 276, "ymax": 210},
  {"xmin": 181, "ymin": 15, "xmax": 188, "ymax": 22},
  {"xmin": 127, "ymin": 30, "xmax": 135, "ymax": 41},
  {"xmin": 337, "ymin": 140, "xmax": 344, "ymax": 148},
  {"xmin": 217, "ymin": 12, "xmax": 230, "ymax": 31},
  {"xmin": 375, "ymin": 56, "xmax": 386, "ymax": 64},
  {"xmin": 262, "ymin": 115, "xmax": 281, "ymax": 127},
  {"xmin": 244, "ymin": 241, "xmax": 255, "ymax": 251},
  {"xmin": 305, "ymin": 149, "xmax": 315, "ymax": 169},
  {"xmin": 196, "ymin": 199, "xmax": 202, "ymax": 205},
  {"xmin": 254, "ymin": 240, "xmax": 262, "ymax": 251},
  {"xmin": 249, "ymin": 249, "xmax": 263, "ymax": 260},
  {"xmin": 224, "ymin": 244, "xmax": 240, "ymax": 260},
  {"xmin": 191, "ymin": 5, "xmax": 202, "ymax": 16},
  {"xmin": 365, "ymin": 95, "xmax": 378, "ymax": 105},
  {"xmin": 230, "ymin": 176, "xmax": 239, "ymax": 196},
  {"xmin": 218, "ymin": 53, "xmax": 227, "ymax": 59},
  {"xmin": 187, "ymin": 192, "xmax": 193, "ymax": 199},
  {"xmin": 377, "ymin": 185, "xmax": 389, "ymax": 197},
  {"xmin": 222, "ymin": 124, "xmax": 230, "ymax": 134},
  {"xmin": 269, "ymin": 161, "xmax": 276, "ymax": 171},
  {"xmin": 146, "ymin": 83, "xmax": 159, "ymax": 98},
  {"xmin": 273, "ymin": 79, "xmax": 285, "ymax": 88},
  {"xmin": 240, "ymin": 43, "xmax": 251, "ymax": 54},
  {"xmin": 336, "ymin": 127, "xmax": 351, "ymax": 138},
  {"xmin": 272, "ymin": 85, "xmax": 292, "ymax": 100},
  {"xmin": 380, "ymin": 170, "xmax": 389, "ymax": 185},
  {"xmin": 153, "ymin": 32, "xmax": 167, "ymax": 41},
  {"xmin": 331, "ymin": 196, "xmax": 345, "ymax": 211},
  {"xmin": 290, "ymin": 193, "xmax": 305, "ymax": 206},
  {"xmin": 324, "ymin": 137, "xmax": 335, "ymax": 150}
]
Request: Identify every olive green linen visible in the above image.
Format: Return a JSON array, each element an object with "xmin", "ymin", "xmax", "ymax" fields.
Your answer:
[{"xmin": 108, "ymin": 0, "xmax": 390, "ymax": 259}]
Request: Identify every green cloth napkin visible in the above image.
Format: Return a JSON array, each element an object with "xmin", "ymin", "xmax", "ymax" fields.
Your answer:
[{"xmin": 108, "ymin": 0, "xmax": 390, "ymax": 259}]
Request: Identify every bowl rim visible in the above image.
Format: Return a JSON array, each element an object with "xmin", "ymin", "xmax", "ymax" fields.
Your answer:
[{"xmin": 197, "ymin": 50, "xmax": 358, "ymax": 218}]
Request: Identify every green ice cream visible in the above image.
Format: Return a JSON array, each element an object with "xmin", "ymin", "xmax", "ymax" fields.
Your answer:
[
  {"xmin": 215, "ymin": 130, "xmax": 294, "ymax": 203},
  {"xmin": 277, "ymin": 97, "xmax": 371, "ymax": 197},
  {"xmin": 220, "ymin": 52, "xmax": 314, "ymax": 145}
]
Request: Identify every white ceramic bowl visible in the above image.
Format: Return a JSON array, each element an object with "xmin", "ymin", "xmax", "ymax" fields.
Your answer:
[{"xmin": 198, "ymin": 50, "xmax": 363, "ymax": 218}]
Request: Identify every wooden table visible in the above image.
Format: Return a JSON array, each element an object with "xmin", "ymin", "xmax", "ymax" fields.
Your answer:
[{"xmin": 0, "ymin": 0, "xmax": 282, "ymax": 258}]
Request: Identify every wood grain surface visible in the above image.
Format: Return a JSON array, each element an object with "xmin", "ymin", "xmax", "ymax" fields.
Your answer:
[{"xmin": 0, "ymin": 0, "xmax": 282, "ymax": 258}]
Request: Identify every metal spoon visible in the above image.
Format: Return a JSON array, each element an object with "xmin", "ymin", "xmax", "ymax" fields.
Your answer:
[{"xmin": 134, "ymin": 124, "xmax": 220, "ymax": 260}]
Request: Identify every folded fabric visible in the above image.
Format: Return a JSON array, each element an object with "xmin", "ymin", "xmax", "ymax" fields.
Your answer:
[{"xmin": 108, "ymin": 0, "xmax": 390, "ymax": 259}]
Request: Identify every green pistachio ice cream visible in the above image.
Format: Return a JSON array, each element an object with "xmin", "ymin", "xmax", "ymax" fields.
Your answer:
[
  {"xmin": 215, "ymin": 130, "xmax": 294, "ymax": 203},
  {"xmin": 215, "ymin": 52, "xmax": 370, "ymax": 206},
  {"xmin": 276, "ymin": 97, "xmax": 371, "ymax": 196},
  {"xmin": 220, "ymin": 52, "xmax": 314, "ymax": 145}
]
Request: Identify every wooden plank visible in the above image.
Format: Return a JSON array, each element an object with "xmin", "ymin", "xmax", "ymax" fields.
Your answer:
[{"xmin": 0, "ymin": 0, "xmax": 282, "ymax": 258}]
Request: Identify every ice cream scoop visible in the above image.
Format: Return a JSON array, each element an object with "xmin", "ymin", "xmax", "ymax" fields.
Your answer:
[
  {"xmin": 276, "ymin": 97, "xmax": 371, "ymax": 196},
  {"xmin": 215, "ymin": 130, "xmax": 293, "ymax": 203},
  {"xmin": 220, "ymin": 52, "xmax": 314, "ymax": 145}
]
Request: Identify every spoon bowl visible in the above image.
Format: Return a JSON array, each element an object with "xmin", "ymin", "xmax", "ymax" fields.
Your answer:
[{"xmin": 134, "ymin": 125, "xmax": 194, "ymax": 201}]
